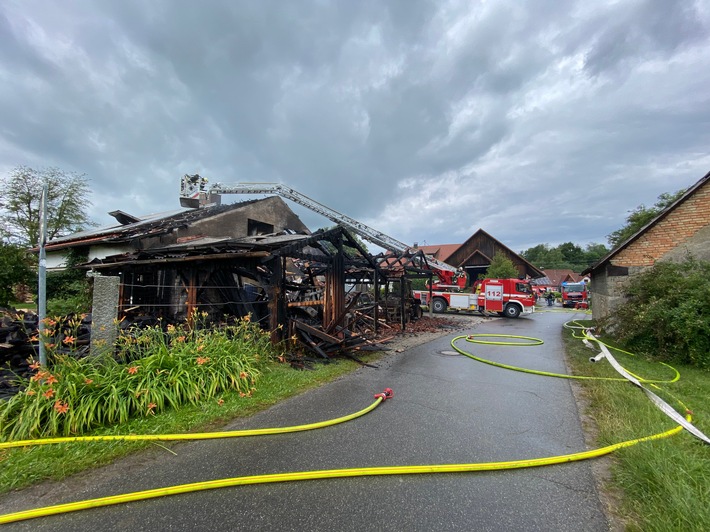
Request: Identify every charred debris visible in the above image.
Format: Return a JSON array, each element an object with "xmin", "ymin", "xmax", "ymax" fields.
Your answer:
[{"xmin": 80, "ymin": 225, "xmax": 441, "ymax": 362}]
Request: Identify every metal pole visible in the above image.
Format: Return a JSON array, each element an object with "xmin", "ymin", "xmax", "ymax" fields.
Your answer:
[{"xmin": 38, "ymin": 184, "xmax": 48, "ymax": 366}]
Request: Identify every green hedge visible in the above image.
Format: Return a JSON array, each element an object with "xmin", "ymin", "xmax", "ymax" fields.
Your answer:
[{"xmin": 611, "ymin": 256, "xmax": 710, "ymax": 369}]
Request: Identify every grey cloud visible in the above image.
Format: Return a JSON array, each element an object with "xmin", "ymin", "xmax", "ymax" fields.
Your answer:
[{"xmin": 1, "ymin": 0, "xmax": 708, "ymax": 252}]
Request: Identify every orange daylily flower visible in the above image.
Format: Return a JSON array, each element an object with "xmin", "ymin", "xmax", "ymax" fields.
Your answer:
[
  {"xmin": 43, "ymin": 389, "xmax": 55, "ymax": 399},
  {"xmin": 26, "ymin": 390, "xmax": 36, "ymax": 396},
  {"xmin": 84, "ymin": 378, "xmax": 94, "ymax": 385},
  {"xmin": 63, "ymin": 335, "xmax": 76, "ymax": 345},
  {"xmin": 45, "ymin": 374, "xmax": 58, "ymax": 385},
  {"xmin": 239, "ymin": 371, "xmax": 248, "ymax": 379},
  {"xmin": 31, "ymin": 370, "xmax": 48, "ymax": 382},
  {"xmin": 29, "ymin": 361, "xmax": 41, "ymax": 370},
  {"xmin": 147, "ymin": 402, "xmax": 157, "ymax": 414},
  {"xmin": 53, "ymin": 400, "xmax": 69, "ymax": 414},
  {"xmin": 175, "ymin": 336, "xmax": 186, "ymax": 343},
  {"xmin": 217, "ymin": 398, "xmax": 225, "ymax": 406},
  {"xmin": 196, "ymin": 356, "xmax": 210, "ymax": 365},
  {"xmin": 127, "ymin": 366, "xmax": 139, "ymax": 375}
]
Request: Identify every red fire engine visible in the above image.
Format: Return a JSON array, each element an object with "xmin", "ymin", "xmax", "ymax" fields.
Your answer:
[
  {"xmin": 560, "ymin": 281, "xmax": 589, "ymax": 308},
  {"xmin": 413, "ymin": 277, "xmax": 536, "ymax": 318}
]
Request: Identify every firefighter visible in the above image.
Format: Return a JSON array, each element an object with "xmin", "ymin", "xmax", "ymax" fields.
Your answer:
[{"xmin": 546, "ymin": 291, "xmax": 554, "ymax": 307}]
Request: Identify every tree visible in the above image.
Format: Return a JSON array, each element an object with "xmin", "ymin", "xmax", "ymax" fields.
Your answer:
[
  {"xmin": 558, "ymin": 242, "xmax": 584, "ymax": 265},
  {"xmin": 485, "ymin": 252, "xmax": 519, "ymax": 279},
  {"xmin": 0, "ymin": 243, "xmax": 33, "ymax": 306},
  {"xmin": 583, "ymin": 243, "xmax": 608, "ymax": 266},
  {"xmin": 607, "ymin": 189, "xmax": 686, "ymax": 249},
  {"xmin": 521, "ymin": 242, "xmax": 609, "ymax": 271},
  {"xmin": 0, "ymin": 166, "xmax": 95, "ymax": 246}
]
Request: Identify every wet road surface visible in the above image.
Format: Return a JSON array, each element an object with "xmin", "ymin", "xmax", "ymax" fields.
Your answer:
[{"xmin": 0, "ymin": 309, "xmax": 609, "ymax": 531}]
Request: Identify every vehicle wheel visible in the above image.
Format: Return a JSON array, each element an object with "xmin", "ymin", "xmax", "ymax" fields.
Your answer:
[
  {"xmin": 503, "ymin": 304, "xmax": 521, "ymax": 318},
  {"xmin": 432, "ymin": 298, "xmax": 448, "ymax": 313}
]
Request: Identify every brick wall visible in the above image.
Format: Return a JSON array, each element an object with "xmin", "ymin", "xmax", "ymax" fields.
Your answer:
[{"xmin": 614, "ymin": 180, "xmax": 710, "ymax": 267}]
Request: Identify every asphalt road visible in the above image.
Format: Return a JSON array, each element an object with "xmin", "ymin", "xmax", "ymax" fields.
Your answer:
[{"xmin": 0, "ymin": 309, "xmax": 609, "ymax": 531}]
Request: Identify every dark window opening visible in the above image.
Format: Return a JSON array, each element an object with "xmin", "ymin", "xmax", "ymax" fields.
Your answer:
[{"xmin": 248, "ymin": 219, "xmax": 274, "ymax": 236}]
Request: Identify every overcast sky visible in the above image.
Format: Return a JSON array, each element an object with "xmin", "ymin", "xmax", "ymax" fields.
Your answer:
[{"xmin": 2, "ymin": 0, "xmax": 709, "ymax": 253}]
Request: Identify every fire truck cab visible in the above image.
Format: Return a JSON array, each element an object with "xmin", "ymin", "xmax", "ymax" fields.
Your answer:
[{"xmin": 560, "ymin": 281, "xmax": 589, "ymax": 308}]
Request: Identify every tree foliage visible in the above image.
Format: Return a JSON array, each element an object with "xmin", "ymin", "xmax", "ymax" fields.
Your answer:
[
  {"xmin": 0, "ymin": 243, "xmax": 34, "ymax": 306},
  {"xmin": 607, "ymin": 189, "xmax": 686, "ymax": 249},
  {"xmin": 46, "ymin": 249, "xmax": 92, "ymax": 315},
  {"xmin": 521, "ymin": 242, "xmax": 608, "ymax": 271},
  {"xmin": 0, "ymin": 166, "xmax": 95, "ymax": 246},
  {"xmin": 610, "ymin": 256, "xmax": 710, "ymax": 368},
  {"xmin": 484, "ymin": 252, "xmax": 519, "ymax": 279}
]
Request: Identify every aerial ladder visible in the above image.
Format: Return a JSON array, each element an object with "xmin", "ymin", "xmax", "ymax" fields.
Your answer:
[{"xmin": 178, "ymin": 174, "xmax": 460, "ymax": 283}]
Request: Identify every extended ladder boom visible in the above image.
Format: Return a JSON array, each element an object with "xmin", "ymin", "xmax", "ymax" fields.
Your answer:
[
  {"xmin": 179, "ymin": 174, "xmax": 459, "ymax": 276},
  {"xmin": 180, "ymin": 174, "xmax": 410, "ymax": 253}
]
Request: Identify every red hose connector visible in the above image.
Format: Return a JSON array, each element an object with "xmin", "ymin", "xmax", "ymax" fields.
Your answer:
[{"xmin": 374, "ymin": 388, "xmax": 394, "ymax": 401}]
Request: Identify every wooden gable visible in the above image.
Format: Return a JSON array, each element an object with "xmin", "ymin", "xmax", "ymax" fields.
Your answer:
[{"xmin": 446, "ymin": 228, "xmax": 544, "ymax": 279}]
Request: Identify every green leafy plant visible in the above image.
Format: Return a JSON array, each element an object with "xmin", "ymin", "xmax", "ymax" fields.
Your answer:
[
  {"xmin": 484, "ymin": 252, "xmax": 519, "ymax": 279},
  {"xmin": 610, "ymin": 256, "xmax": 710, "ymax": 368},
  {"xmin": 0, "ymin": 313, "xmax": 277, "ymax": 441}
]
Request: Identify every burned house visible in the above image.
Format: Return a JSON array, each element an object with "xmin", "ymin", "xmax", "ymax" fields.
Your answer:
[
  {"xmin": 42, "ymin": 196, "xmax": 310, "ymax": 271},
  {"xmin": 83, "ymin": 226, "xmax": 428, "ymax": 359}
]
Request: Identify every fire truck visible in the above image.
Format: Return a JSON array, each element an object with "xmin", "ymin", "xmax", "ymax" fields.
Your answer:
[
  {"xmin": 413, "ymin": 278, "xmax": 536, "ymax": 318},
  {"xmin": 560, "ymin": 281, "xmax": 589, "ymax": 308}
]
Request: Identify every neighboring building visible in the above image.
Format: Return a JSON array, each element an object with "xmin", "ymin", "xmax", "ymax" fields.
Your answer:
[
  {"xmin": 583, "ymin": 170, "xmax": 710, "ymax": 321},
  {"xmin": 413, "ymin": 243, "xmax": 460, "ymax": 263},
  {"xmin": 416, "ymin": 229, "xmax": 544, "ymax": 282},
  {"xmin": 41, "ymin": 197, "xmax": 310, "ymax": 271},
  {"xmin": 534, "ymin": 269, "xmax": 582, "ymax": 292}
]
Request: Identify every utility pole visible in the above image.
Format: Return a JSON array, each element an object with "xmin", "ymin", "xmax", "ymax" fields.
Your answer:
[{"xmin": 38, "ymin": 184, "xmax": 48, "ymax": 366}]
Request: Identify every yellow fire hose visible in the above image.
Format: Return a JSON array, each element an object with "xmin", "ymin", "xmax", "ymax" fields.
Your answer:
[
  {"xmin": 455, "ymin": 333, "xmax": 680, "ymax": 383},
  {"xmin": 0, "ymin": 424, "xmax": 683, "ymax": 525},
  {"xmin": 0, "ymin": 326, "xmax": 703, "ymax": 525},
  {"xmin": 0, "ymin": 389, "xmax": 393, "ymax": 451}
]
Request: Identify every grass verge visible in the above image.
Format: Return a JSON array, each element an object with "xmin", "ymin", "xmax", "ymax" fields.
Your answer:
[
  {"xmin": 0, "ymin": 353, "xmax": 384, "ymax": 495},
  {"xmin": 563, "ymin": 321, "xmax": 710, "ymax": 532}
]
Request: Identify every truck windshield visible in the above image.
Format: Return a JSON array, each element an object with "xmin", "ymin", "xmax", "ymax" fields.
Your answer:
[
  {"xmin": 515, "ymin": 283, "xmax": 532, "ymax": 294},
  {"xmin": 562, "ymin": 283, "xmax": 586, "ymax": 293}
]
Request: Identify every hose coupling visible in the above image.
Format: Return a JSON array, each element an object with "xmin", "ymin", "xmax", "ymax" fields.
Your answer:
[
  {"xmin": 374, "ymin": 388, "xmax": 394, "ymax": 401},
  {"xmin": 589, "ymin": 353, "xmax": 606, "ymax": 363}
]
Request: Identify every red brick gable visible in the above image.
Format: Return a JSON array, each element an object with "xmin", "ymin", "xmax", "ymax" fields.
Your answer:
[
  {"xmin": 584, "ymin": 170, "xmax": 710, "ymax": 274},
  {"xmin": 614, "ymin": 175, "xmax": 710, "ymax": 267}
]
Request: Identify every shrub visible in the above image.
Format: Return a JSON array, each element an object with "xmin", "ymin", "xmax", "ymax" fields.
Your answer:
[
  {"xmin": 611, "ymin": 256, "xmax": 710, "ymax": 368},
  {"xmin": 0, "ymin": 314, "xmax": 277, "ymax": 441}
]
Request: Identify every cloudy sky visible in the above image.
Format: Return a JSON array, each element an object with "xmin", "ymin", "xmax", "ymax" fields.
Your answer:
[{"xmin": 1, "ymin": 0, "xmax": 709, "ymax": 253}]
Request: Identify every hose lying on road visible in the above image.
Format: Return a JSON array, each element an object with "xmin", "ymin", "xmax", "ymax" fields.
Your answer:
[
  {"xmin": 0, "ymin": 323, "xmax": 704, "ymax": 525},
  {"xmin": 0, "ymin": 424, "xmax": 684, "ymax": 525},
  {"xmin": 0, "ymin": 389, "xmax": 394, "ymax": 451},
  {"xmin": 454, "ymin": 333, "xmax": 680, "ymax": 384}
]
